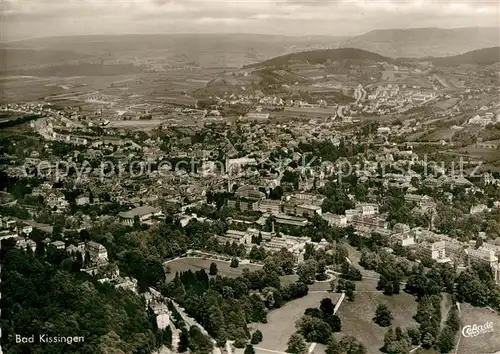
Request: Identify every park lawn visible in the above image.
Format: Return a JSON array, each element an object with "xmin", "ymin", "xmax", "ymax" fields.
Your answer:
[
  {"xmin": 334, "ymin": 291, "xmax": 419, "ymax": 354},
  {"xmin": 165, "ymin": 257, "xmax": 333, "ymax": 290},
  {"xmin": 250, "ymin": 292, "xmax": 342, "ymax": 352},
  {"xmin": 165, "ymin": 257, "xmax": 262, "ymax": 282},
  {"xmin": 457, "ymin": 304, "xmax": 500, "ymax": 354}
]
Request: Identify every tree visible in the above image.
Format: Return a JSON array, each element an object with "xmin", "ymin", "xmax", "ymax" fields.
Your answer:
[
  {"xmin": 296, "ymin": 315, "xmax": 332, "ymax": 344},
  {"xmin": 286, "ymin": 333, "xmax": 307, "ymax": 354},
  {"xmin": 326, "ymin": 336, "xmax": 343, "ymax": 354},
  {"xmin": 374, "ymin": 304, "xmax": 393, "ymax": 327},
  {"xmin": 251, "ymin": 330, "xmax": 263, "ymax": 344},
  {"xmin": 297, "ymin": 259, "xmax": 318, "ymax": 284},
  {"xmin": 346, "ymin": 287, "xmax": 355, "ymax": 302},
  {"xmin": 436, "ymin": 327, "xmax": 455, "ymax": 353},
  {"xmin": 406, "ymin": 327, "xmax": 420, "ymax": 346},
  {"xmin": 244, "ymin": 344, "xmax": 255, "ymax": 354},
  {"xmin": 339, "ymin": 336, "xmax": 367, "ymax": 354},
  {"xmin": 342, "ymin": 265, "xmax": 363, "ymax": 281},
  {"xmin": 421, "ymin": 332, "xmax": 435, "ymax": 349},
  {"xmin": 234, "ymin": 338, "xmax": 247, "ymax": 348},
  {"xmin": 178, "ymin": 329, "xmax": 189, "ymax": 352},
  {"xmin": 230, "ymin": 258, "xmax": 239, "ymax": 268},
  {"xmin": 325, "ymin": 314, "xmax": 342, "ymax": 332},
  {"xmin": 209, "ymin": 262, "xmax": 218, "ymax": 275},
  {"xmin": 304, "ymin": 308, "xmax": 324, "ymax": 319},
  {"xmin": 383, "ymin": 328, "xmax": 396, "ymax": 352},
  {"xmin": 320, "ymin": 298, "xmax": 335, "ymax": 316},
  {"xmin": 188, "ymin": 326, "xmax": 214, "ymax": 354}
]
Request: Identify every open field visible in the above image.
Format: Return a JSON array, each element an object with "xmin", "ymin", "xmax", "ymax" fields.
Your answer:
[
  {"xmin": 334, "ymin": 292, "xmax": 419, "ymax": 354},
  {"xmin": 164, "ymin": 257, "xmax": 262, "ymax": 282},
  {"xmin": 422, "ymin": 128, "xmax": 457, "ymax": 141},
  {"xmin": 457, "ymin": 304, "xmax": 500, "ymax": 354},
  {"xmin": 433, "ymin": 97, "xmax": 459, "ymax": 110},
  {"xmin": 250, "ymin": 292, "xmax": 342, "ymax": 352},
  {"xmin": 454, "ymin": 146, "xmax": 500, "ymax": 162}
]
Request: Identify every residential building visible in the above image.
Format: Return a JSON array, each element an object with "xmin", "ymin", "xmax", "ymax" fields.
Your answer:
[
  {"xmin": 14, "ymin": 237, "xmax": 37, "ymax": 251},
  {"xmin": 86, "ymin": 241, "xmax": 109, "ymax": 266},
  {"xmin": 50, "ymin": 240, "xmax": 65, "ymax": 249}
]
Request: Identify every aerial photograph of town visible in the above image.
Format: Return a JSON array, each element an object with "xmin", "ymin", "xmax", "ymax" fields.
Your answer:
[{"xmin": 0, "ymin": 0, "xmax": 499, "ymax": 354}]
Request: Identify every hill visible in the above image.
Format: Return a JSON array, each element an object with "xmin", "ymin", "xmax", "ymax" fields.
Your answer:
[
  {"xmin": 247, "ymin": 48, "xmax": 391, "ymax": 68},
  {"xmin": 341, "ymin": 27, "xmax": 500, "ymax": 57},
  {"xmin": 430, "ymin": 47, "xmax": 500, "ymax": 66}
]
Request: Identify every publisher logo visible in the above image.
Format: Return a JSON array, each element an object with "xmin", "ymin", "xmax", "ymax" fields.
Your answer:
[{"xmin": 462, "ymin": 322, "xmax": 494, "ymax": 338}]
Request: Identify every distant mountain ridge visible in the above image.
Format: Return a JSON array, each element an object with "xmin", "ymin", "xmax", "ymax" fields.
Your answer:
[{"xmin": 341, "ymin": 27, "xmax": 500, "ymax": 57}]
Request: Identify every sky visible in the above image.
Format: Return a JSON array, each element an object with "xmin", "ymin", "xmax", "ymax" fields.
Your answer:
[{"xmin": 1, "ymin": 0, "xmax": 499, "ymax": 41}]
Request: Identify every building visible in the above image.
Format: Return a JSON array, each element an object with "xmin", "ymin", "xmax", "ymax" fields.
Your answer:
[
  {"xmin": 355, "ymin": 202, "xmax": 379, "ymax": 216},
  {"xmin": 114, "ymin": 277, "xmax": 138, "ymax": 293},
  {"xmin": 405, "ymin": 194, "xmax": 436, "ymax": 211},
  {"xmin": 118, "ymin": 205, "xmax": 163, "ymax": 226},
  {"xmin": 470, "ymin": 204, "xmax": 489, "ymax": 215},
  {"xmin": 234, "ymin": 186, "xmax": 266, "ymax": 200},
  {"xmin": 0, "ymin": 229, "xmax": 18, "ymax": 241},
  {"xmin": 283, "ymin": 202, "xmax": 322, "ymax": 218},
  {"xmin": 217, "ymin": 230, "xmax": 251, "ymax": 245},
  {"xmin": 345, "ymin": 209, "xmax": 361, "ymax": 222},
  {"xmin": 50, "ymin": 240, "xmax": 65, "ymax": 250},
  {"xmin": 351, "ymin": 215, "xmax": 388, "ymax": 230},
  {"xmin": 86, "ymin": 241, "xmax": 109, "ymax": 266},
  {"xmin": 66, "ymin": 242, "xmax": 86, "ymax": 255},
  {"xmin": 466, "ymin": 247, "xmax": 500, "ymax": 284},
  {"xmin": 416, "ymin": 240, "xmax": 447, "ymax": 261},
  {"xmin": 274, "ymin": 213, "xmax": 309, "ymax": 227},
  {"xmin": 444, "ymin": 240, "xmax": 467, "ymax": 266},
  {"xmin": 14, "ymin": 237, "xmax": 37, "ymax": 251},
  {"xmin": 256, "ymin": 199, "xmax": 283, "ymax": 215},
  {"xmin": 322, "ymin": 212, "xmax": 347, "ymax": 227},
  {"xmin": 245, "ymin": 112, "xmax": 270, "ymax": 120},
  {"xmin": 226, "ymin": 198, "xmax": 259, "ymax": 212},
  {"xmin": 393, "ymin": 233, "xmax": 415, "ymax": 247}
]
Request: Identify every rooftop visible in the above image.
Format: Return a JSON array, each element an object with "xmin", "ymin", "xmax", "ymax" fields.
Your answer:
[{"xmin": 118, "ymin": 205, "xmax": 158, "ymax": 219}]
